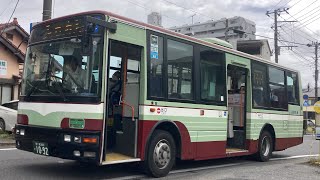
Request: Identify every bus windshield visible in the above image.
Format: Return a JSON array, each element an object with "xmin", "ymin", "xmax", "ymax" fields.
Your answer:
[
  {"xmin": 21, "ymin": 37, "xmax": 103, "ymax": 102},
  {"xmin": 21, "ymin": 36, "xmax": 103, "ymax": 103}
]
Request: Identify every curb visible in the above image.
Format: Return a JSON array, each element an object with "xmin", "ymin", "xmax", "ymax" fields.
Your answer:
[{"xmin": 0, "ymin": 142, "xmax": 15, "ymax": 146}]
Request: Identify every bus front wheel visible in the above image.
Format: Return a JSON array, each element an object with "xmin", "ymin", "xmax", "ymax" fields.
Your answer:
[
  {"xmin": 256, "ymin": 131, "xmax": 273, "ymax": 162},
  {"xmin": 145, "ymin": 130, "xmax": 176, "ymax": 178}
]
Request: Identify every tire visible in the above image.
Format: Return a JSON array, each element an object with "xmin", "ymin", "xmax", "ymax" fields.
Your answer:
[
  {"xmin": 145, "ymin": 130, "xmax": 176, "ymax": 178},
  {"xmin": 0, "ymin": 119, "xmax": 5, "ymax": 132},
  {"xmin": 255, "ymin": 131, "xmax": 273, "ymax": 162}
]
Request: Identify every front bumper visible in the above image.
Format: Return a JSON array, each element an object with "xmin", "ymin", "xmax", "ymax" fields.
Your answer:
[{"xmin": 15, "ymin": 125, "xmax": 101, "ymax": 162}]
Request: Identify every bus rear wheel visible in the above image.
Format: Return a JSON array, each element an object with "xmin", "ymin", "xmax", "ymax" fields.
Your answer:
[
  {"xmin": 145, "ymin": 130, "xmax": 176, "ymax": 178},
  {"xmin": 256, "ymin": 131, "xmax": 273, "ymax": 162}
]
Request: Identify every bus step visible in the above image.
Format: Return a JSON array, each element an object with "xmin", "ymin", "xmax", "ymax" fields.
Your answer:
[{"xmin": 103, "ymin": 152, "xmax": 140, "ymax": 165}]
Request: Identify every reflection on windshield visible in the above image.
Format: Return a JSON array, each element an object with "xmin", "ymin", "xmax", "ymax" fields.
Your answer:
[{"xmin": 22, "ymin": 37, "xmax": 102, "ymax": 100}]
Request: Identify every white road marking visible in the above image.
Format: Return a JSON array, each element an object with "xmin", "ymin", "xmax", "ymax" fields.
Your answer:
[
  {"xmin": 0, "ymin": 148, "xmax": 17, "ymax": 151},
  {"xmin": 170, "ymin": 162, "xmax": 245, "ymax": 174},
  {"xmin": 271, "ymin": 154, "xmax": 319, "ymax": 161}
]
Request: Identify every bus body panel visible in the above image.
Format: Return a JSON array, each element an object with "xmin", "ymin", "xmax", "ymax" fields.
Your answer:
[{"xmin": 18, "ymin": 102, "xmax": 104, "ymax": 128}]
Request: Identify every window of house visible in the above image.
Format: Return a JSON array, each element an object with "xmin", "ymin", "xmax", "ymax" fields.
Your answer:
[
  {"xmin": 148, "ymin": 35, "xmax": 164, "ymax": 98},
  {"xmin": 6, "ymin": 33, "xmax": 13, "ymax": 41},
  {"xmin": 200, "ymin": 46, "xmax": 226, "ymax": 104},
  {"xmin": 0, "ymin": 85, "xmax": 12, "ymax": 104},
  {"xmin": 167, "ymin": 39, "xmax": 193, "ymax": 100}
]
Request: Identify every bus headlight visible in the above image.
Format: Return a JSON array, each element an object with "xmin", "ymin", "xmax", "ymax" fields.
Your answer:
[
  {"xmin": 64, "ymin": 135, "xmax": 71, "ymax": 142},
  {"xmin": 20, "ymin": 129, "xmax": 25, "ymax": 136}
]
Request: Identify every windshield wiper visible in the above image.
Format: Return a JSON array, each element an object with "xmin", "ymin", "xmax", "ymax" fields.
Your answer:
[{"xmin": 25, "ymin": 71, "xmax": 49, "ymax": 100}]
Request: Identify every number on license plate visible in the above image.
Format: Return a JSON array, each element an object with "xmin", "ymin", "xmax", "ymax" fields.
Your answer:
[{"xmin": 33, "ymin": 142, "xmax": 49, "ymax": 156}]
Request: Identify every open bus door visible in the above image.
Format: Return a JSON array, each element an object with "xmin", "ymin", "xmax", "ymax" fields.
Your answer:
[
  {"xmin": 227, "ymin": 65, "xmax": 248, "ymax": 152},
  {"xmin": 103, "ymin": 40, "xmax": 141, "ymax": 164}
]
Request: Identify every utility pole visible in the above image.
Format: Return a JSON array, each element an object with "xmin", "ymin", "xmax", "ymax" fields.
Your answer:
[
  {"xmin": 266, "ymin": 8, "xmax": 294, "ymax": 63},
  {"xmin": 316, "ymin": 43, "xmax": 319, "ymax": 99},
  {"xmin": 308, "ymin": 42, "xmax": 320, "ymax": 99},
  {"xmin": 274, "ymin": 10, "xmax": 279, "ymax": 63},
  {"xmin": 42, "ymin": 0, "xmax": 53, "ymax": 21}
]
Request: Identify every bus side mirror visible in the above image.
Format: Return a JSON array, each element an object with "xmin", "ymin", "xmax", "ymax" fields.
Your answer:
[{"xmin": 82, "ymin": 16, "xmax": 117, "ymax": 55}]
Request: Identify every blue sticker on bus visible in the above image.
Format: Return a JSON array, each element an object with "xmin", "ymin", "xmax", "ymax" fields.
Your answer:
[
  {"xmin": 151, "ymin": 51, "xmax": 158, "ymax": 59},
  {"xmin": 150, "ymin": 35, "xmax": 159, "ymax": 59}
]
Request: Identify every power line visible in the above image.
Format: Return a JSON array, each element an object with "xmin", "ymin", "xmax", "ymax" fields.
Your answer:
[
  {"xmin": 279, "ymin": 0, "xmax": 293, "ymax": 9},
  {"xmin": 299, "ymin": 13, "xmax": 320, "ymax": 27},
  {"xmin": 291, "ymin": 0, "xmax": 317, "ymax": 17},
  {"xmin": 245, "ymin": 31, "xmax": 308, "ymax": 46},
  {"xmin": 295, "ymin": 14, "xmax": 320, "ymax": 31},
  {"xmin": 291, "ymin": 49, "xmax": 314, "ymax": 66},
  {"xmin": 287, "ymin": 0, "xmax": 302, "ymax": 9},
  {"xmin": 295, "ymin": 5, "xmax": 320, "ymax": 22},
  {"xmin": 161, "ymin": 0, "xmax": 215, "ymax": 21},
  {"xmin": 0, "ymin": 0, "xmax": 14, "ymax": 18},
  {"xmin": 0, "ymin": 0, "xmax": 20, "ymax": 37},
  {"xmin": 282, "ymin": 13, "xmax": 320, "ymax": 39},
  {"xmin": 271, "ymin": 0, "xmax": 286, "ymax": 10},
  {"xmin": 280, "ymin": 25, "xmax": 314, "ymax": 42}
]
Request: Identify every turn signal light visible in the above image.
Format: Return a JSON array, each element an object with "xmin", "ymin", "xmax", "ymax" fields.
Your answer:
[{"xmin": 83, "ymin": 137, "xmax": 98, "ymax": 144}]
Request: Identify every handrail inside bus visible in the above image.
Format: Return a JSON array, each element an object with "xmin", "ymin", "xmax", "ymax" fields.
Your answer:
[{"xmin": 121, "ymin": 101, "xmax": 135, "ymax": 121}]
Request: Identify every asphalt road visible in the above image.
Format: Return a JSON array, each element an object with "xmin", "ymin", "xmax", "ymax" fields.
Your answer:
[{"xmin": 0, "ymin": 135, "xmax": 319, "ymax": 180}]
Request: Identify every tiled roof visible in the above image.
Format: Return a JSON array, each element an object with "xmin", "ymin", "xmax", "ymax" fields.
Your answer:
[
  {"xmin": 0, "ymin": 18, "xmax": 29, "ymax": 38},
  {"xmin": 0, "ymin": 18, "xmax": 28, "ymax": 63}
]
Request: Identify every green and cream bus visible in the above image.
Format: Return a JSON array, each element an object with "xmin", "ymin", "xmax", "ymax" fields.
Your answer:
[{"xmin": 15, "ymin": 11, "xmax": 303, "ymax": 177}]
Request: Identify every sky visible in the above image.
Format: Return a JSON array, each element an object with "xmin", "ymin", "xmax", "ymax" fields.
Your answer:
[{"xmin": 0, "ymin": 0, "xmax": 318, "ymax": 88}]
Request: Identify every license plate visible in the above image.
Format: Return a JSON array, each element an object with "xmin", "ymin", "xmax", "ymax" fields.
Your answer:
[{"xmin": 33, "ymin": 141, "xmax": 49, "ymax": 156}]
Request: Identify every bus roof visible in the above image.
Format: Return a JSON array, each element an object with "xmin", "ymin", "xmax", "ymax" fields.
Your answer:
[{"xmin": 34, "ymin": 10, "xmax": 299, "ymax": 73}]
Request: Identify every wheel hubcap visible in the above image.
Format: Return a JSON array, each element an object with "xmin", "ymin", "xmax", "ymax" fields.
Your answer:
[
  {"xmin": 153, "ymin": 139, "xmax": 171, "ymax": 169},
  {"xmin": 261, "ymin": 136, "xmax": 270, "ymax": 156}
]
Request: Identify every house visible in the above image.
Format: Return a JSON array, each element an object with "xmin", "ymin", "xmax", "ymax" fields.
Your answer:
[{"xmin": 0, "ymin": 18, "xmax": 29, "ymax": 104}]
